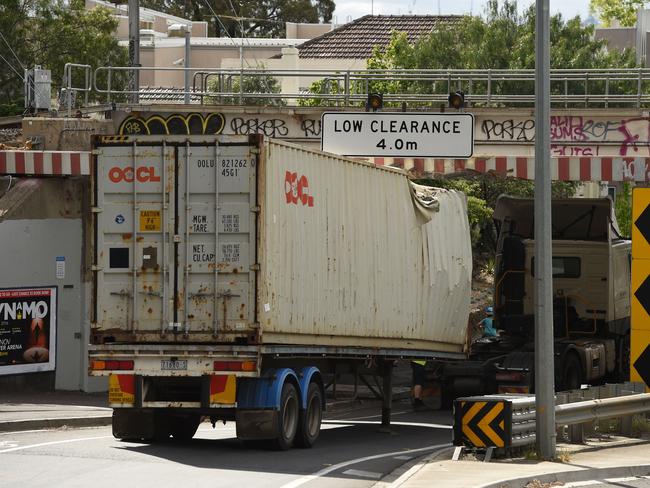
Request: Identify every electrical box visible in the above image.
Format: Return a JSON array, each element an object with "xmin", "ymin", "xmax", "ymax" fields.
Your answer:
[{"xmin": 24, "ymin": 66, "xmax": 52, "ymax": 111}]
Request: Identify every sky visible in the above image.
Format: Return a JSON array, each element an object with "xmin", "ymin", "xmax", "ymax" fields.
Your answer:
[{"xmin": 331, "ymin": 0, "xmax": 594, "ymax": 24}]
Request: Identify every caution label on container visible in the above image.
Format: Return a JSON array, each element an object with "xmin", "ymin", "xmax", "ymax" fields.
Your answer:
[{"xmin": 139, "ymin": 210, "xmax": 161, "ymax": 232}]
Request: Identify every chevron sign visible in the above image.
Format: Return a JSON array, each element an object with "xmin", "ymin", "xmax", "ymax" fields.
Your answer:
[{"xmin": 453, "ymin": 399, "xmax": 512, "ymax": 448}]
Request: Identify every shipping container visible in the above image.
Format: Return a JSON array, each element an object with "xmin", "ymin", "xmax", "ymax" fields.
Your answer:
[
  {"xmin": 89, "ymin": 134, "xmax": 472, "ymax": 448},
  {"xmin": 92, "ymin": 135, "xmax": 472, "ymax": 352}
]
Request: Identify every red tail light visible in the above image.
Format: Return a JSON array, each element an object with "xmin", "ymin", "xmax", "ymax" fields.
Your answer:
[
  {"xmin": 213, "ymin": 361, "xmax": 256, "ymax": 371},
  {"xmin": 101, "ymin": 360, "xmax": 134, "ymax": 370}
]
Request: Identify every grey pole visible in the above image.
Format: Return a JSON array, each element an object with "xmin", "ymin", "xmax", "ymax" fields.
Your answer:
[
  {"xmin": 128, "ymin": 0, "xmax": 140, "ymax": 104},
  {"xmin": 184, "ymin": 26, "xmax": 191, "ymax": 105},
  {"xmin": 534, "ymin": 0, "xmax": 556, "ymax": 460}
]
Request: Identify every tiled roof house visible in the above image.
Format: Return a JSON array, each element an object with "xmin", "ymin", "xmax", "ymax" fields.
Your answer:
[{"xmin": 297, "ymin": 15, "xmax": 463, "ymax": 59}]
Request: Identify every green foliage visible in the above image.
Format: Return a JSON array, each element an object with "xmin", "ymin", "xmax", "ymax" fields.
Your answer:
[
  {"xmin": 615, "ymin": 182, "xmax": 633, "ymax": 237},
  {"xmin": 206, "ymin": 64, "xmax": 285, "ymax": 106},
  {"xmin": 355, "ymin": 0, "xmax": 637, "ymax": 107},
  {"xmin": 0, "ymin": 0, "xmax": 128, "ymax": 114},
  {"xmin": 590, "ymin": 0, "xmax": 645, "ymax": 27},
  {"xmin": 140, "ymin": 0, "xmax": 335, "ymax": 38}
]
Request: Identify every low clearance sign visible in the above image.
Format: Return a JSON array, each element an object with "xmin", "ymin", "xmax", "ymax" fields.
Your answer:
[{"xmin": 321, "ymin": 112, "xmax": 474, "ymax": 158}]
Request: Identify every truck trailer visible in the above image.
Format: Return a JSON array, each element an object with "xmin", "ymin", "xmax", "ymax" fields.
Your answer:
[{"xmin": 88, "ymin": 134, "xmax": 473, "ymax": 448}]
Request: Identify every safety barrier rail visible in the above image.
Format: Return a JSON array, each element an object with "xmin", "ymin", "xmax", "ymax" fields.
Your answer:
[
  {"xmin": 55, "ymin": 66, "xmax": 650, "ymax": 109},
  {"xmin": 454, "ymin": 382, "xmax": 649, "ymax": 456}
]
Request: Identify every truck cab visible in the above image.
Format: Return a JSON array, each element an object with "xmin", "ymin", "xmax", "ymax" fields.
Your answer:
[{"xmin": 460, "ymin": 196, "xmax": 631, "ymax": 395}]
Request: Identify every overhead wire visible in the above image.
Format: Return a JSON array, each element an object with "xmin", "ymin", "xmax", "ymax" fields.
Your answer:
[{"xmin": 198, "ymin": 0, "xmax": 278, "ymax": 100}]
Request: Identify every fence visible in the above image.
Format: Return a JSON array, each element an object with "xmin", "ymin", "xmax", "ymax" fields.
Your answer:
[{"xmin": 61, "ymin": 64, "xmax": 650, "ymax": 110}]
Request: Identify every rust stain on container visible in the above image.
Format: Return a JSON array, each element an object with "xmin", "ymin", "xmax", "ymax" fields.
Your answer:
[{"xmin": 122, "ymin": 233, "xmax": 132, "ymax": 240}]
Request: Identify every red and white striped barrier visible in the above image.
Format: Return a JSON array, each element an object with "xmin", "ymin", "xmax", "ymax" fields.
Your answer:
[
  {"xmin": 375, "ymin": 156, "xmax": 650, "ymax": 182},
  {"xmin": 0, "ymin": 150, "xmax": 91, "ymax": 176}
]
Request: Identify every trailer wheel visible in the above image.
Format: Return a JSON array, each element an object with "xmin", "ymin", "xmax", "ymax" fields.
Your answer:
[
  {"xmin": 169, "ymin": 414, "xmax": 201, "ymax": 441},
  {"xmin": 295, "ymin": 382, "xmax": 322, "ymax": 448},
  {"xmin": 274, "ymin": 382, "xmax": 299, "ymax": 450},
  {"xmin": 561, "ymin": 352, "xmax": 583, "ymax": 391}
]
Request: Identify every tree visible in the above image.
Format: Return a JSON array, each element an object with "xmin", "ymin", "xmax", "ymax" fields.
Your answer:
[
  {"xmin": 140, "ymin": 0, "xmax": 335, "ymax": 38},
  {"xmin": 361, "ymin": 0, "xmax": 636, "ymax": 106},
  {"xmin": 0, "ymin": 0, "xmax": 128, "ymax": 115},
  {"xmin": 590, "ymin": 0, "xmax": 646, "ymax": 27}
]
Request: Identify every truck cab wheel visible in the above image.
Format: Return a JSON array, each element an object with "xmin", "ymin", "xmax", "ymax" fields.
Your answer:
[
  {"xmin": 561, "ymin": 353, "xmax": 583, "ymax": 391},
  {"xmin": 274, "ymin": 382, "xmax": 299, "ymax": 450},
  {"xmin": 169, "ymin": 414, "xmax": 201, "ymax": 441},
  {"xmin": 295, "ymin": 382, "xmax": 322, "ymax": 448}
]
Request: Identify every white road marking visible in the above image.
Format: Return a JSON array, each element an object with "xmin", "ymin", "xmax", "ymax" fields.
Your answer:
[
  {"xmin": 0, "ymin": 435, "xmax": 112, "ymax": 453},
  {"xmin": 279, "ymin": 443, "xmax": 451, "ymax": 488},
  {"xmin": 393, "ymin": 455, "xmax": 413, "ymax": 461},
  {"xmin": 329, "ymin": 410, "xmax": 412, "ymax": 421},
  {"xmin": 605, "ymin": 475, "xmax": 650, "ymax": 483},
  {"xmin": 0, "ymin": 430, "xmax": 49, "ymax": 436},
  {"xmin": 564, "ymin": 476, "xmax": 650, "ymax": 487},
  {"xmin": 323, "ymin": 420, "xmax": 452, "ymax": 430},
  {"xmin": 562, "ymin": 481, "xmax": 603, "ymax": 487},
  {"xmin": 342, "ymin": 469, "xmax": 382, "ymax": 479}
]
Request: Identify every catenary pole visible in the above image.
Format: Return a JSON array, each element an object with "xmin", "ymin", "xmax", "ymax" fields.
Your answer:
[{"xmin": 535, "ymin": 0, "xmax": 556, "ymax": 460}]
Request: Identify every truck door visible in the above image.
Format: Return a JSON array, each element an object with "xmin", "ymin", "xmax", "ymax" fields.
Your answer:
[{"xmin": 94, "ymin": 136, "xmax": 257, "ymax": 343}]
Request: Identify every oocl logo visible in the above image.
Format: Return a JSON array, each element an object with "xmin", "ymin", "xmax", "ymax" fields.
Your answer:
[
  {"xmin": 285, "ymin": 171, "xmax": 314, "ymax": 207},
  {"xmin": 108, "ymin": 166, "xmax": 161, "ymax": 183}
]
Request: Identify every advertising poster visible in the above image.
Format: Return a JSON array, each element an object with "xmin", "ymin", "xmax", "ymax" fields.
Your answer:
[{"xmin": 0, "ymin": 287, "xmax": 57, "ymax": 375}]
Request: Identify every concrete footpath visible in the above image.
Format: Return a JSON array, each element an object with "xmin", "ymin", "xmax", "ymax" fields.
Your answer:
[
  {"xmin": 1, "ymin": 392, "xmax": 649, "ymax": 488},
  {"xmin": 388, "ymin": 439, "xmax": 650, "ymax": 488}
]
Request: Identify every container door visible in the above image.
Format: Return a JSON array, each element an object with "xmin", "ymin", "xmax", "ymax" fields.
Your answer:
[
  {"xmin": 95, "ymin": 140, "xmax": 175, "ymax": 340},
  {"xmin": 177, "ymin": 141, "xmax": 257, "ymax": 341}
]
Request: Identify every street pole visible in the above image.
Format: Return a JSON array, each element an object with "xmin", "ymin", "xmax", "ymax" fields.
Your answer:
[
  {"xmin": 184, "ymin": 26, "xmax": 191, "ymax": 105},
  {"xmin": 534, "ymin": 0, "xmax": 556, "ymax": 460},
  {"xmin": 128, "ymin": 0, "xmax": 140, "ymax": 104}
]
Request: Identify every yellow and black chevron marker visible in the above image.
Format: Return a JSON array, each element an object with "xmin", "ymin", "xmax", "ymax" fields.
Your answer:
[{"xmin": 453, "ymin": 399, "xmax": 511, "ymax": 448}]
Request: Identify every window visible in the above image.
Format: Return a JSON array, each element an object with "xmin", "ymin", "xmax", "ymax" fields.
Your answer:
[{"xmin": 531, "ymin": 257, "xmax": 580, "ymax": 278}]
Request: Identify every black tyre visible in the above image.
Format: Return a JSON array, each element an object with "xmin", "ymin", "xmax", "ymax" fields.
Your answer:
[
  {"xmin": 169, "ymin": 414, "xmax": 201, "ymax": 441},
  {"xmin": 561, "ymin": 352, "xmax": 583, "ymax": 391},
  {"xmin": 273, "ymin": 382, "xmax": 300, "ymax": 450},
  {"xmin": 295, "ymin": 382, "xmax": 323, "ymax": 448}
]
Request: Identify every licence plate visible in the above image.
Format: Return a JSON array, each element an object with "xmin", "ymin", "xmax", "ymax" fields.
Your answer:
[{"xmin": 161, "ymin": 359, "xmax": 188, "ymax": 371}]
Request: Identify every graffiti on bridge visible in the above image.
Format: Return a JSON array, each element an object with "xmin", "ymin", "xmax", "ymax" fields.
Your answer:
[
  {"xmin": 118, "ymin": 113, "xmax": 225, "ymax": 135},
  {"xmin": 480, "ymin": 115, "xmax": 650, "ymax": 157}
]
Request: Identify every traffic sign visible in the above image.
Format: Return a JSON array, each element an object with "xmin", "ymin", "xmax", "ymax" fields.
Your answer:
[
  {"xmin": 454, "ymin": 399, "xmax": 510, "ymax": 448},
  {"xmin": 320, "ymin": 112, "xmax": 474, "ymax": 158},
  {"xmin": 632, "ymin": 329, "xmax": 650, "ymax": 387},
  {"xmin": 631, "ymin": 187, "xmax": 650, "ymax": 391},
  {"xmin": 632, "ymin": 188, "xmax": 650, "ymax": 258}
]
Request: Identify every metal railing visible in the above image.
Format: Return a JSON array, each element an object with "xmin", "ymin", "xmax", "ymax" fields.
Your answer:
[
  {"xmin": 54, "ymin": 65, "xmax": 650, "ymax": 109},
  {"xmin": 510, "ymin": 382, "xmax": 649, "ymax": 448},
  {"xmin": 62, "ymin": 63, "xmax": 92, "ymax": 117}
]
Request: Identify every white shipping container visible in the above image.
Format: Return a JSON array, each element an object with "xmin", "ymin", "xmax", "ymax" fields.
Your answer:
[{"xmin": 92, "ymin": 135, "xmax": 471, "ymax": 355}]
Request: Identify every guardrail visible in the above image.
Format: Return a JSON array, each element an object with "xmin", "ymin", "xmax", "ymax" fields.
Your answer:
[
  {"xmin": 56, "ymin": 66, "xmax": 650, "ymax": 109},
  {"xmin": 62, "ymin": 63, "xmax": 92, "ymax": 117},
  {"xmin": 454, "ymin": 382, "xmax": 649, "ymax": 458}
]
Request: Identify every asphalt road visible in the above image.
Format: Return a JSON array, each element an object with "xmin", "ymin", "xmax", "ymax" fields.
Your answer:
[{"xmin": 0, "ymin": 399, "xmax": 453, "ymax": 488}]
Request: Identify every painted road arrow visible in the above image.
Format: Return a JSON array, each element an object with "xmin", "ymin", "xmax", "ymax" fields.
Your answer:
[{"xmin": 633, "ymin": 344, "xmax": 650, "ymax": 388}]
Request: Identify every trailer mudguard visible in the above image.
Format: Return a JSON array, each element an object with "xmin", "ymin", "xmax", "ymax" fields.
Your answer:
[
  {"xmin": 297, "ymin": 367, "xmax": 325, "ymax": 410},
  {"xmin": 237, "ymin": 368, "xmax": 299, "ymax": 409}
]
